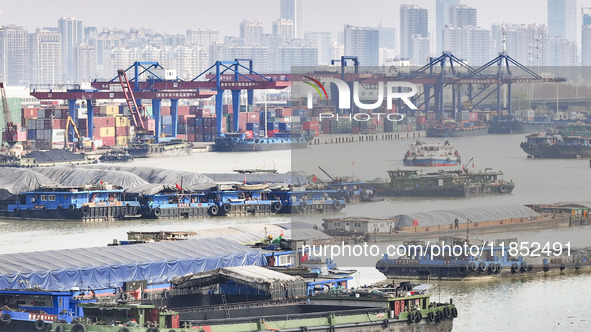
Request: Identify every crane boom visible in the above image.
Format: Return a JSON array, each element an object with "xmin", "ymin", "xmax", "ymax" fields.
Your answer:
[
  {"xmin": 318, "ymin": 166, "xmax": 336, "ymax": 182},
  {"xmin": 117, "ymin": 69, "xmax": 147, "ymax": 131}
]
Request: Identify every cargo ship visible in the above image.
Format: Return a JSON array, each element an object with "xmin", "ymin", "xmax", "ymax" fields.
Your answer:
[
  {"xmin": 213, "ymin": 132, "xmax": 311, "ymax": 152},
  {"xmin": 4, "ymin": 184, "xmax": 140, "ymax": 221},
  {"xmin": 126, "ymin": 139, "xmax": 193, "ymax": 158},
  {"xmin": 378, "ymin": 168, "xmax": 514, "ymax": 197},
  {"xmin": 427, "ymin": 121, "xmax": 488, "ymax": 137},
  {"xmin": 403, "ymin": 140, "xmax": 461, "ymax": 167},
  {"xmin": 520, "ymin": 133, "xmax": 591, "ymax": 158}
]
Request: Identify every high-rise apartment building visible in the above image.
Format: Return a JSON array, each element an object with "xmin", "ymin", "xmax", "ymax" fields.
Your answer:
[
  {"xmin": 280, "ymin": 0, "xmax": 302, "ymax": 38},
  {"xmin": 58, "ymin": 17, "xmax": 84, "ymax": 82},
  {"xmin": 344, "ymin": 25, "xmax": 379, "ymax": 66},
  {"xmin": 400, "ymin": 5, "xmax": 428, "ymax": 60}
]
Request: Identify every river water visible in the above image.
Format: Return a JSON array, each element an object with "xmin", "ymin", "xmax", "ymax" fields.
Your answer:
[{"xmin": 1, "ymin": 133, "xmax": 590, "ymax": 331}]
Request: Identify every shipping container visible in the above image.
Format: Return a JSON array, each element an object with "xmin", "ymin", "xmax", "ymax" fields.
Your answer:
[{"xmin": 99, "ymin": 127, "xmax": 115, "ymax": 138}]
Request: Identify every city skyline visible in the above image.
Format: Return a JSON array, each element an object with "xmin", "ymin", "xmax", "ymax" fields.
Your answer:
[
  {"xmin": 3, "ymin": 0, "xmax": 588, "ymax": 38},
  {"xmin": 2, "ymin": 0, "xmax": 591, "ymax": 86}
]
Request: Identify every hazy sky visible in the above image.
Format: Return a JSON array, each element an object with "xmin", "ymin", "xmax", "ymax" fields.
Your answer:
[{"xmin": 2, "ymin": 0, "xmax": 591, "ymax": 37}]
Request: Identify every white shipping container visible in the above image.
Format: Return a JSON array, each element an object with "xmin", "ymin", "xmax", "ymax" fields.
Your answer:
[
  {"xmin": 78, "ymin": 108, "xmax": 88, "ymax": 119},
  {"xmin": 52, "ymin": 129, "xmax": 66, "ymax": 143},
  {"xmin": 93, "ymin": 139, "xmax": 103, "ymax": 148}
]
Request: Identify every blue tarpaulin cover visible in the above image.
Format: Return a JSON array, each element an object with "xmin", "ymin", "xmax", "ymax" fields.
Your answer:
[{"xmin": 0, "ymin": 237, "xmax": 266, "ymax": 291}]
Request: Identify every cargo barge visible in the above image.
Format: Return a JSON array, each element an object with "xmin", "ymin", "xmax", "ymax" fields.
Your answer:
[
  {"xmin": 126, "ymin": 140, "xmax": 193, "ymax": 158},
  {"xmin": 520, "ymin": 133, "xmax": 591, "ymax": 158},
  {"xmin": 322, "ymin": 203, "xmax": 589, "ymax": 241},
  {"xmin": 378, "ymin": 168, "xmax": 514, "ymax": 197},
  {"xmin": 272, "ymin": 189, "xmax": 346, "ymax": 214},
  {"xmin": 213, "ymin": 132, "xmax": 310, "ymax": 152},
  {"xmin": 0, "ymin": 263, "xmax": 457, "ymax": 332},
  {"xmin": 3, "ymin": 184, "xmax": 140, "ymax": 221},
  {"xmin": 375, "ymin": 237, "xmax": 591, "ymax": 281},
  {"xmin": 427, "ymin": 122, "xmax": 488, "ymax": 137},
  {"xmin": 488, "ymin": 116, "xmax": 556, "ymax": 134}
]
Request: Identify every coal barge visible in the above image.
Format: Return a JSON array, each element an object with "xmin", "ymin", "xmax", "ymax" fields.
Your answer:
[{"xmin": 378, "ymin": 168, "xmax": 514, "ymax": 197}]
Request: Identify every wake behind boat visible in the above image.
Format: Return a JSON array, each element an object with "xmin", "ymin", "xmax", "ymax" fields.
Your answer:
[{"xmin": 403, "ymin": 140, "xmax": 461, "ymax": 167}]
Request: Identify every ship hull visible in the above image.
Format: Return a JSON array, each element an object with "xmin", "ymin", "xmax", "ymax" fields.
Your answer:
[
  {"xmin": 127, "ymin": 143, "xmax": 193, "ymax": 158},
  {"xmin": 403, "ymin": 158, "xmax": 461, "ymax": 167},
  {"xmin": 379, "ymin": 184, "xmax": 513, "ymax": 197},
  {"xmin": 520, "ymin": 142, "xmax": 579, "ymax": 158},
  {"xmin": 213, "ymin": 141, "xmax": 309, "ymax": 152},
  {"xmin": 0, "ymin": 316, "xmax": 453, "ymax": 332},
  {"xmin": 3, "ymin": 205, "xmax": 139, "ymax": 221}
]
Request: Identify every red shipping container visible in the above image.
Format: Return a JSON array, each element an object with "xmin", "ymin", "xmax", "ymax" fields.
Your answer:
[
  {"xmin": 352, "ymin": 126, "xmax": 360, "ymax": 134},
  {"xmin": 178, "ymin": 106, "xmax": 190, "ymax": 116},
  {"xmin": 101, "ymin": 137, "xmax": 115, "ymax": 146},
  {"xmin": 187, "ymin": 133, "xmax": 196, "ymax": 142},
  {"xmin": 302, "ymin": 121, "xmax": 320, "ymax": 130},
  {"xmin": 22, "ymin": 108, "xmax": 37, "ymax": 118},
  {"xmin": 52, "ymin": 119, "xmax": 67, "ymax": 129},
  {"xmin": 267, "ymin": 129, "xmax": 278, "ymax": 137},
  {"xmin": 160, "ymin": 106, "xmax": 171, "ymax": 116},
  {"xmin": 244, "ymin": 131, "xmax": 253, "ymax": 139},
  {"xmin": 116, "ymin": 126, "xmax": 129, "ymax": 136},
  {"xmin": 176, "ymin": 134, "xmax": 186, "ymax": 140},
  {"xmin": 469, "ymin": 112, "xmax": 478, "ymax": 121}
]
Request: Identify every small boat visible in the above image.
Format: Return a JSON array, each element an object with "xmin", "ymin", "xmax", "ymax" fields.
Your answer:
[{"xmin": 403, "ymin": 140, "xmax": 461, "ymax": 167}]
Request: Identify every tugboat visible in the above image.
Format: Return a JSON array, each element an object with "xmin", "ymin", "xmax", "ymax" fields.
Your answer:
[
  {"xmin": 5, "ymin": 184, "xmax": 140, "ymax": 221},
  {"xmin": 521, "ymin": 133, "xmax": 591, "ymax": 158},
  {"xmin": 403, "ymin": 140, "xmax": 461, "ymax": 167},
  {"xmin": 213, "ymin": 132, "xmax": 311, "ymax": 152}
]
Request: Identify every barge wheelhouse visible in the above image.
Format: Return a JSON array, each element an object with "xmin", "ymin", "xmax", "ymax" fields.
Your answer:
[{"xmin": 6, "ymin": 184, "xmax": 140, "ymax": 221}]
